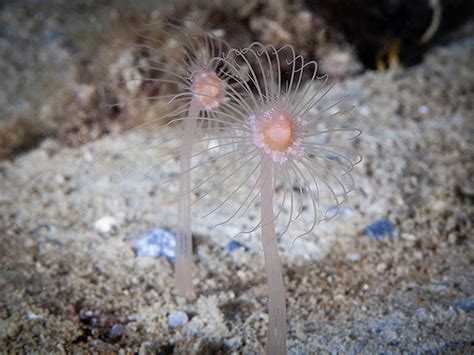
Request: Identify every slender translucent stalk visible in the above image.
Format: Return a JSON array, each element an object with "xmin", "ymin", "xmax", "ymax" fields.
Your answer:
[
  {"xmin": 175, "ymin": 97, "xmax": 200, "ymax": 299},
  {"xmin": 261, "ymin": 156, "xmax": 287, "ymax": 354}
]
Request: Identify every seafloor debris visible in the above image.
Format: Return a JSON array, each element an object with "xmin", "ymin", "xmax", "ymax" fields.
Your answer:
[
  {"xmin": 222, "ymin": 240, "xmax": 250, "ymax": 252},
  {"xmin": 452, "ymin": 297, "xmax": 474, "ymax": 312},
  {"xmin": 78, "ymin": 309, "xmax": 124, "ymax": 342}
]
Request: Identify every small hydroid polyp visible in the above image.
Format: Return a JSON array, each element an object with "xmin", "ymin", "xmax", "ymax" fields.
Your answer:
[
  {"xmin": 169, "ymin": 27, "xmax": 230, "ymax": 300},
  {"xmin": 111, "ymin": 22, "xmax": 233, "ymax": 299}
]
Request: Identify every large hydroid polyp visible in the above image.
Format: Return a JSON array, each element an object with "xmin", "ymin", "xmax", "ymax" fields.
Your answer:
[
  {"xmin": 186, "ymin": 42, "xmax": 361, "ymax": 353},
  {"xmin": 192, "ymin": 43, "xmax": 361, "ymax": 236}
]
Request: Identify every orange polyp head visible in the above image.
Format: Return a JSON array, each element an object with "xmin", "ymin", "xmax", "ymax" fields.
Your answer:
[
  {"xmin": 262, "ymin": 115, "xmax": 293, "ymax": 152},
  {"xmin": 249, "ymin": 105, "xmax": 307, "ymax": 164},
  {"xmin": 192, "ymin": 71, "xmax": 222, "ymax": 110}
]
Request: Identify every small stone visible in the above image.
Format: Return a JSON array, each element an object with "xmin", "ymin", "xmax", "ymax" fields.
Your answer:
[
  {"xmin": 418, "ymin": 105, "xmax": 430, "ymax": 114},
  {"xmin": 362, "ymin": 219, "xmax": 396, "ymax": 240},
  {"xmin": 431, "ymin": 200, "xmax": 446, "ymax": 211},
  {"xmin": 401, "ymin": 233, "xmax": 417, "ymax": 242},
  {"xmin": 168, "ymin": 311, "xmax": 189, "ymax": 328},
  {"xmin": 236, "ymin": 270, "xmax": 247, "ymax": 280},
  {"xmin": 25, "ymin": 311, "xmax": 41, "ymax": 320},
  {"xmin": 459, "ymin": 278, "xmax": 474, "ymax": 294},
  {"xmin": 109, "ymin": 323, "xmax": 124, "ymax": 340},
  {"xmin": 93, "ymin": 216, "xmax": 118, "ymax": 235},
  {"xmin": 414, "ymin": 307, "xmax": 434, "ymax": 325},
  {"xmin": 376, "ymin": 262, "xmax": 388, "ymax": 273},
  {"xmin": 222, "ymin": 240, "xmax": 249, "ymax": 252},
  {"xmin": 432, "ymin": 282, "xmax": 449, "ymax": 293},
  {"xmin": 346, "ymin": 253, "xmax": 361, "ymax": 262},
  {"xmin": 359, "ymin": 106, "xmax": 370, "ymax": 117},
  {"xmin": 452, "ymin": 297, "xmax": 474, "ymax": 312},
  {"xmin": 414, "ymin": 251, "xmax": 424, "ymax": 260},
  {"xmin": 134, "ymin": 228, "xmax": 176, "ymax": 260}
]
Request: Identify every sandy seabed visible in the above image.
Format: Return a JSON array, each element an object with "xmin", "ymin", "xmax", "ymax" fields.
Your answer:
[{"xmin": 1, "ymin": 5, "xmax": 473, "ymax": 354}]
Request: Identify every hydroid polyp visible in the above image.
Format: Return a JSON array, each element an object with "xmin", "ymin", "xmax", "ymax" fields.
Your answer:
[
  {"xmin": 192, "ymin": 43, "xmax": 362, "ymax": 237},
  {"xmin": 163, "ymin": 25, "xmax": 231, "ymax": 300},
  {"xmin": 183, "ymin": 42, "xmax": 362, "ymax": 353},
  {"xmin": 111, "ymin": 22, "xmax": 233, "ymax": 299}
]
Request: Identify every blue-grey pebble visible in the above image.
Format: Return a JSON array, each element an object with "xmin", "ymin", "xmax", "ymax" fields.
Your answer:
[
  {"xmin": 134, "ymin": 228, "xmax": 176, "ymax": 260},
  {"xmin": 363, "ymin": 219, "xmax": 396, "ymax": 240},
  {"xmin": 168, "ymin": 311, "xmax": 189, "ymax": 328}
]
